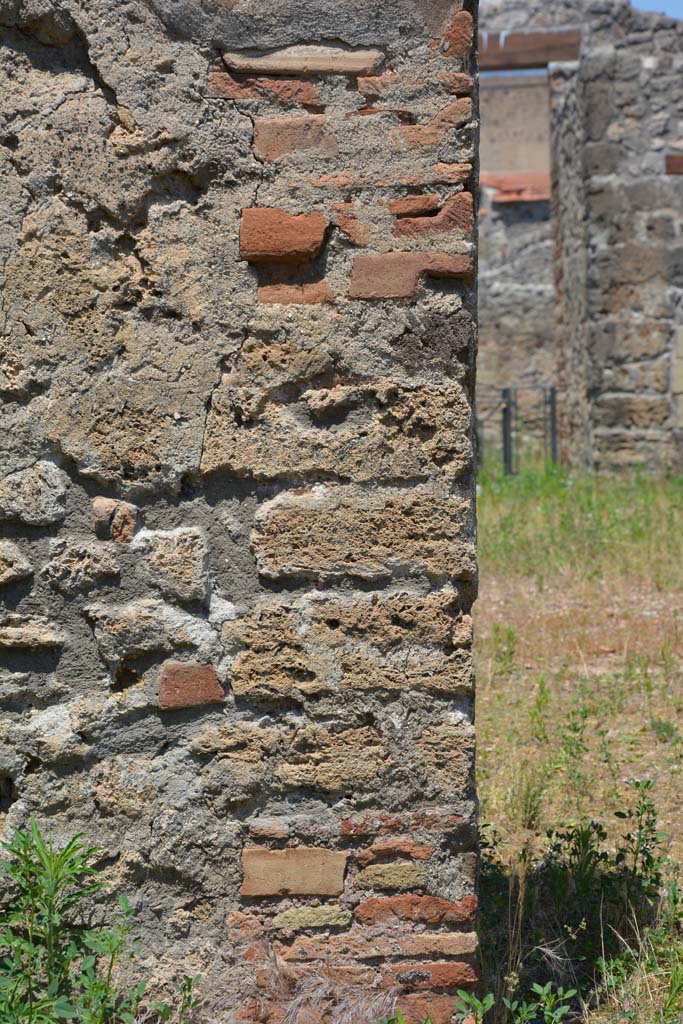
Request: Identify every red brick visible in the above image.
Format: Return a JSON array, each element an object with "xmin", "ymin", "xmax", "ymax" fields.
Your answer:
[
  {"xmin": 332, "ymin": 201, "xmax": 368, "ymax": 246},
  {"xmin": 158, "ymin": 661, "xmax": 224, "ymax": 710},
  {"xmin": 261, "ymin": 963, "xmax": 376, "ymax": 988},
  {"xmin": 240, "ymin": 208, "xmax": 328, "ymax": 264},
  {"xmin": 257, "ymin": 280, "xmax": 335, "ymax": 305},
  {"xmin": 389, "ymin": 195, "xmax": 441, "ymax": 217},
  {"xmin": 666, "ymin": 154, "xmax": 683, "ymax": 175},
  {"xmin": 241, "ymin": 847, "xmax": 347, "ymax": 897},
  {"xmin": 388, "ymin": 961, "xmax": 479, "ymax": 990},
  {"xmin": 392, "ymin": 99, "xmax": 471, "ymax": 152},
  {"xmin": 340, "ymin": 809, "xmax": 471, "ymax": 837},
  {"xmin": 394, "ymin": 192, "xmax": 473, "ymax": 238},
  {"xmin": 300, "ymin": 162, "xmax": 472, "ymax": 189},
  {"xmin": 348, "ymin": 252, "xmax": 472, "ymax": 300},
  {"xmin": 399, "ymin": 993, "xmax": 460, "ymax": 1024},
  {"xmin": 253, "ymin": 116, "xmax": 337, "ymax": 161},
  {"xmin": 276, "ymin": 930, "xmax": 478, "ymax": 963},
  {"xmin": 439, "ymin": 11, "xmax": 474, "ymax": 59},
  {"xmin": 357, "ymin": 839, "xmax": 434, "ymax": 867},
  {"xmin": 226, "ymin": 910, "xmax": 266, "ymax": 944},
  {"xmin": 432, "ymin": 98, "xmax": 473, "ymax": 127},
  {"xmin": 355, "ymin": 894, "xmax": 477, "ymax": 926},
  {"xmin": 208, "ymin": 70, "xmax": 322, "ymax": 110},
  {"xmin": 356, "ymin": 72, "xmax": 402, "ymax": 98},
  {"xmin": 437, "ymin": 72, "xmax": 474, "ymax": 95}
]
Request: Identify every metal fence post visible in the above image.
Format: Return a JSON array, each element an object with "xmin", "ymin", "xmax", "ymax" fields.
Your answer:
[
  {"xmin": 548, "ymin": 386, "xmax": 558, "ymax": 465},
  {"xmin": 501, "ymin": 387, "xmax": 514, "ymax": 476}
]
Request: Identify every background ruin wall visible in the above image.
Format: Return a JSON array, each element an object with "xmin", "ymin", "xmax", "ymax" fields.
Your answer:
[
  {"xmin": 479, "ymin": 0, "xmax": 683, "ymax": 471},
  {"xmin": 0, "ymin": 0, "xmax": 480, "ymax": 1019},
  {"xmin": 478, "ymin": 74, "xmax": 556, "ymax": 418}
]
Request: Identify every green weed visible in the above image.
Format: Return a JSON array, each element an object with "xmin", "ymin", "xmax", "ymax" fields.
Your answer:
[
  {"xmin": 0, "ymin": 820, "xmax": 199, "ymax": 1024},
  {"xmin": 492, "ymin": 624, "xmax": 518, "ymax": 677},
  {"xmin": 529, "ymin": 679, "xmax": 550, "ymax": 745},
  {"xmin": 454, "ymin": 990, "xmax": 495, "ymax": 1023}
]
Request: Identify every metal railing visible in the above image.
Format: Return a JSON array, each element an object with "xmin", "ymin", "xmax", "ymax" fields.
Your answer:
[{"xmin": 476, "ymin": 385, "xmax": 559, "ymax": 474}]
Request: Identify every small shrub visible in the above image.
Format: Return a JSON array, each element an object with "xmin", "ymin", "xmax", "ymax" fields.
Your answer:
[{"xmin": 0, "ymin": 819, "xmax": 199, "ymax": 1024}]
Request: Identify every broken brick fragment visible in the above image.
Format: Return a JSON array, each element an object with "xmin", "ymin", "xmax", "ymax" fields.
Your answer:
[
  {"xmin": 332, "ymin": 201, "xmax": 369, "ymax": 245},
  {"xmin": 438, "ymin": 10, "xmax": 474, "ymax": 59},
  {"xmin": 347, "ymin": 107, "xmax": 415, "ymax": 124},
  {"xmin": 158, "ymin": 661, "xmax": 224, "ymax": 710},
  {"xmin": 356, "ymin": 839, "xmax": 434, "ymax": 866},
  {"xmin": 387, "ymin": 960, "xmax": 480, "ymax": 991},
  {"xmin": 349, "ymin": 252, "xmax": 472, "ymax": 300},
  {"xmin": 356, "ymin": 72, "xmax": 402, "ymax": 97},
  {"xmin": 389, "ymin": 194, "xmax": 441, "ymax": 217},
  {"xmin": 92, "ymin": 497, "xmax": 138, "ymax": 543},
  {"xmin": 208, "ymin": 70, "xmax": 323, "ymax": 110},
  {"xmin": 394, "ymin": 192, "xmax": 474, "ymax": 238},
  {"xmin": 438, "ymin": 71, "xmax": 474, "ymax": 94},
  {"xmin": 240, "ymin": 208, "xmax": 328, "ymax": 264}
]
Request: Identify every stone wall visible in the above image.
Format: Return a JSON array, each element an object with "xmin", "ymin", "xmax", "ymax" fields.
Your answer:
[
  {"xmin": 572, "ymin": 2, "xmax": 683, "ymax": 470},
  {"xmin": 477, "ymin": 41, "xmax": 557, "ymax": 440},
  {"xmin": 479, "ymin": 0, "xmax": 683, "ymax": 470},
  {"xmin": 478, "ymin": 196, "xmax": 555, "ymax": 415},
  {"xmin": 0, "ymin": 1, "xmax": 480, "ymax": 1020}
]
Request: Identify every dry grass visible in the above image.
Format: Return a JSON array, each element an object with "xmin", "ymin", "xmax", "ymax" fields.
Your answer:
[{"xmin": 475, "ymin": 464, "xmax": 683, "ymax": 1023}]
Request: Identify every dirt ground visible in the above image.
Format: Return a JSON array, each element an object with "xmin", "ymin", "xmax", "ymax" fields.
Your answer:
[{"xmin": 476, "ymin": 572, "xmax": 683, "ymax": 859}]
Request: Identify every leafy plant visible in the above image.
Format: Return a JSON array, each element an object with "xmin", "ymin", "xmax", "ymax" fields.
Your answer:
[
  {"xmin": 455, "ymin": 983, "xmax": 576, "ymax": 1024},
  {"xmin": 557, "ymin": 688, "xmax": 590, "ymax": 796},
  {"xmin": 501, "ymin": 997, "xmax": 536, "ymax": 1024},
  {"xmin": 529, "ymin": 983, "xmax": 576, "ymax": 1024},
  {"xmin": 454, "ymin": 989, "xmax": 495, "ymax": 1023},
  {"xmin": 0, "ymin": 820, "xmax": 199, "ymax": 1024},
  {"xmin": 615, "ymin": 779, "xmax": 666, "ymax": 909}
]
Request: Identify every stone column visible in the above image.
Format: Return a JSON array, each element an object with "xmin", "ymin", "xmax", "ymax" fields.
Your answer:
[{"xmin": 0, "ymin": 0, "xmax": 480, "ymax": 1018}]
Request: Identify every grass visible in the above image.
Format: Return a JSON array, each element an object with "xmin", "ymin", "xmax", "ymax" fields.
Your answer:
[
  {"xmin": 478, "ymin": 463, "xmax": 683, "ymax": 589},
  {"xmin": 475, "ymin": 462, "xmax": 683, "ymax": 1024}
]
